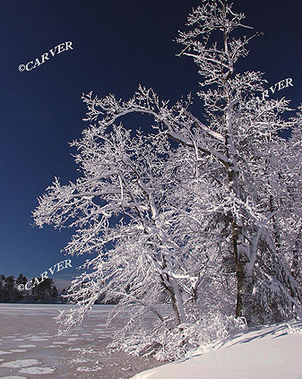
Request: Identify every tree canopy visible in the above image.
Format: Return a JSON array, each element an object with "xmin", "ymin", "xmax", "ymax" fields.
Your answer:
[{"xmin": 33, "ymin": 0, "xmax": 302, "ymax": 360}]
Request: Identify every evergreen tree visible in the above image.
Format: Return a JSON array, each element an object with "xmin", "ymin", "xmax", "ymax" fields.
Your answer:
[
  {"xmin": 32, "ymin": 278, "xmax": 58, "ymax": 303},
  {"xmin": 0, "ymin": 274, "xmax": 6, "ymax": 302},
  {"xmin": 16, "ymin": 273, "xmax": 28, "ymax": 302},
  {"xmin": 3, "ymin": 276, "xmax": 16, "ymax": 302}
]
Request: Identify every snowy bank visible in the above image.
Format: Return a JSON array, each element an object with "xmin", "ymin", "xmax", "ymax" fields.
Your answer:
[{"xmin": 132, "ymin": 320, "xmax": 302, "ymax": 379}]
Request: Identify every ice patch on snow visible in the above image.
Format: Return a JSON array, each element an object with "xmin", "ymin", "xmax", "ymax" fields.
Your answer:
[
  {"xmin": 0, "ymin": 376, "xmax": 27, "ymax": 379},
  {"xmin": 76, "ymin": 366, "xmax": 102, "ymax": 372},
  {"xmin": 52, "ymin": 341, "xmax": 69, "ymax": 345},
  {"xmin": 1, "ymin": 359, "xmax": 39, "ymax": 368},
  {"xmin": 10, "ymin": 350, "xmax": 27, "ymax": 353},
  {"xmin": 71, "ymin": 358, "xmax": 89, "ymax": 363},
  {"xmin": 0, "ymin": 351, "xmax": 12, "ymax": 355},
  {"xmin": 19, "ymin": 366, "xmax": 55, "ymax": 375},
  {"xmin": 18, "ymin": 345, "xmax": 36, "ymax": 348}
]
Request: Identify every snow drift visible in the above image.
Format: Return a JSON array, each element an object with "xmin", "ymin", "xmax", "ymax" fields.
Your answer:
[{"xmin": 133, "ymin": 320, "xmax": 302, "ymax": 379}]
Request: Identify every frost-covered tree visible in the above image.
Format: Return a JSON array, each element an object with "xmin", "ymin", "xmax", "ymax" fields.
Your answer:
[
  {"xmin": 34, "ymin": 125, "xmax": 220, "ymax": 337},
  {"xmin": 33, "ymin": 121, "xmax": 240, "ymax": 358},
  {"xmin": 33, "ymin": 0, "xmax": 302, "ymax": 360},
  {"xmin": 76, "ymin": 0, "xmax": 302, "ymax": 325},
  {"xmin": 279, "ymin": 109, "xmax": 302, "ymax": 293},
  {"xmin": 174, "ymin": 3, "xmax": 302, "ymax": 324}
]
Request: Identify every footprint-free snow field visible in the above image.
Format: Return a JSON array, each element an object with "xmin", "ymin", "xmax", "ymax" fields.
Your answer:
[{"xmin": 133, "ymin": 320, "xmax": 302, "ymax": 379}]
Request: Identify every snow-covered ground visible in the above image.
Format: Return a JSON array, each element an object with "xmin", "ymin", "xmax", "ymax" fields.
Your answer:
[
  {"xmin": 133, "ymin": 319, "xmax": 302, "ymax": 379},
  {"xmin": 0, "ymin": 304, "xmax": 161, "ymax": 378}
]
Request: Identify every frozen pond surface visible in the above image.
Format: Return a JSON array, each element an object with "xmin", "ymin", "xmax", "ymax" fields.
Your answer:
[{"xmin": 0, "ymin": 304, "xmax": 161, "ymax": 378}]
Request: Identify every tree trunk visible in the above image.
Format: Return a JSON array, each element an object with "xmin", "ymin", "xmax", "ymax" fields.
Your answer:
[
  {"xmin": 235, "ymin": 260, "xmax": 254, "ymax": 325},
  {"xmin": 160, "ymin": 274, "xmax": 186, "ymax": 325},
  {"xmin": 233, "ymin": 221, "xmax": 254, "ymax": 325}
]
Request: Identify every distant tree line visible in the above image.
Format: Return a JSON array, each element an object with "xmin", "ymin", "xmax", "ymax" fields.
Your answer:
[{"xmin": 0, "ymin": 274, "xmax": 66, "ymax": 303}]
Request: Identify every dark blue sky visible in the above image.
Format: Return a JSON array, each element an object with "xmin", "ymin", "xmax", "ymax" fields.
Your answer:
[{"xmin": 0, "ymin": 0, "xmax": 301, "ymax": 287}]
